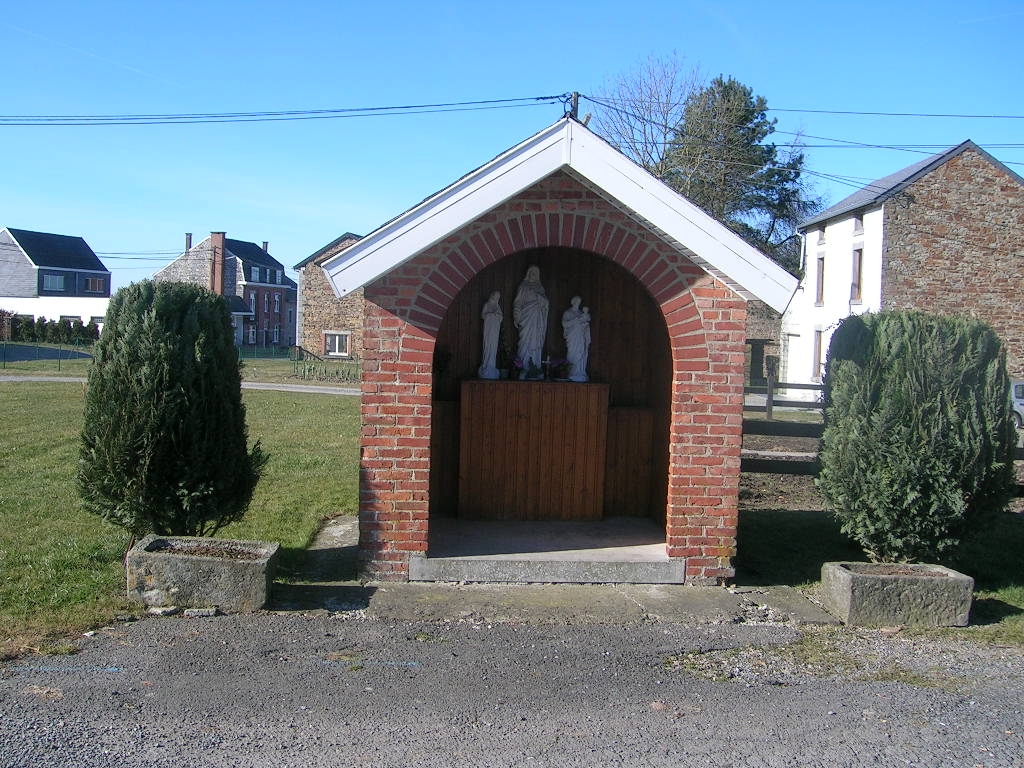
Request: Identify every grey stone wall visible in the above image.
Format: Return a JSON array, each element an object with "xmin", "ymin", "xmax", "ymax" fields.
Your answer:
[
  {"xmin": 0, "ymin": 229, "xmax": 38, "ymax": 298},
  {"xmin": 299, "ymin": 237, "xmax": 363, "ymax": 357},
  {"xmin": 154, "ymin": 239, "xmax": 214, "ymax": 288},
  {"xmin": 883, "ymin": 148, "xmax": 1024, "ymax": 378}
]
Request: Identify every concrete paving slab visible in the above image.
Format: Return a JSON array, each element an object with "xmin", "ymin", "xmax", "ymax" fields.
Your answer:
[
  {"xmin": 361, "ymin": 582, "xmax": 743, "ymax": 624},
  {"xmin": 274, "ymin": 514, "xmax": 836, "ymax": 626},
  {"xmin": 272, "ymin": 579, "xmax": 834, "ymax": 627}
]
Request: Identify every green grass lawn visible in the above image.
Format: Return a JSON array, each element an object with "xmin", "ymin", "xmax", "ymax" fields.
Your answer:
[
  {"xmin": 2, "ymin": 378, "xmax": 1021, "ymax": 655},
  {"xmin": 0, "ymin": 381, "xmax": 359, "ymax": 658},
  {"xmin": 736, "ymin": 503, "xmax": 1024, "ymax": 645}
]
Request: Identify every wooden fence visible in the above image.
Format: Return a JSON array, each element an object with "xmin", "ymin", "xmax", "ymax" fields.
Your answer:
[{"xmin": 740, "ymin": 377, "xmax": 1024, "ymax": 494}]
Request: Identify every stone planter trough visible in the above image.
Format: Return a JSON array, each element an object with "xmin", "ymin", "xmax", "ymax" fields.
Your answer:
[
  {"xmin": 127, "ymin": 534, "xmax": 280, "ymax": 612},
  {"xmin": 821, "ymin": 561, "xmax": 973, "ymax": 627}
]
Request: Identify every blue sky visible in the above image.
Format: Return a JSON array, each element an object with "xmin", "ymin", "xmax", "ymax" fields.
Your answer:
[{"xmin": 2, "ymin": 0, "xmax": 1021, "ymax": 290}]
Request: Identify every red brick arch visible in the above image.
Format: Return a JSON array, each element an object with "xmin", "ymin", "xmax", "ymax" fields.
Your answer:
[{"xmin": 359, "ymin": 173, "xmax": 747, "ymax": 583}]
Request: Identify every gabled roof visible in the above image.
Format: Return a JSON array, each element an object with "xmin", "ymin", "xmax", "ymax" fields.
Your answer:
[
  {"xmin": 295, "ymin": 232, "xmax": 362, "ymax": 270},
  {"xmin": 227, "ymin": 239, "xmax": 296, "ymax": 289},
  {"xmin": 226, "ymin": 238, "xmax": 286, "ymax": 271},
  {"xmin": 801, "ymin": 140, "xmax": 1024, "ymax": 229},
  {"xmin": 320, "ymin": 117, "xmax": 798, "ymax": 313},
  {"xmin": 6, "ymin": 227, "xmax": 109, "ymax": 273}
]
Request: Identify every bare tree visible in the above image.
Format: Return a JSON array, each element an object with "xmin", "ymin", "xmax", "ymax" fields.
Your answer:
[
  {"xmin": 588, "ymin": 52, "xmax": 704, "ymax": 179},
  {"xmin": 589, "ymin": 63, "xmax": 821, "ymax": 275}
]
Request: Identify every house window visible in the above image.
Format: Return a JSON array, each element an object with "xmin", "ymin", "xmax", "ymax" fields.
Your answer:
[
  {"xmin": 249, "ymin": 292, "xmax": 256, "ymax": 313},
  {"xmin": 324, "ymin": 331, "xmax": 351, "ymax": 357},
  {"xmin": 851, "ymin": 248, "xmax": 863, "ymax": 303},
  {"xmin": 248, "ymin": 325, "xmax": 256, "ymax": 344},
  {"xmin": 853, "ymin": 214, "xmax": 864, "ymax": 234},
  {"xmin": 273, "ymin": 324, "xmax": 280, "ymax": 344},
  {"xmin": 263, "ymin": 293, "xmax": 269, "ymax": 313},
  {"xmin": 276, "ymin": 270, "xmax": 282, "ymax": 284},
  {"xmin": 813, "ymin": 329, "xmax": 825, "ymax": 381},
  {"xmin": 817, "ymin": 226, "xmax": 826, "ymax": 245},
  {"xmin": 815, "ymin": 254, "xmax": 825, "ymax": 306},
  {"xmin": 287, "ymin": 308, "xmax": 294, "ymax": 324},
  {"xmin": 43, "ymin": 274, "xmax": 65, "ymax": 291},
  {"xmin": 251, "ymin": 266, "xmax": 259, "ymax": 282},
  {"xmin": 274, "ymin": 293, "xmax": 280, "ymax": 314},
  {"xmin": 84, "ymin": 277, "xmax": 105, "ymax": 293},
  {"xmin": 89, "ymin": 316, "xmax": 105, "ymax": 326}
]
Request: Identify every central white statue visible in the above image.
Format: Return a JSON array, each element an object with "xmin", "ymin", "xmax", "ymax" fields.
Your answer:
[
  {"xmin": 562, "ymin": 296, "xmax": 591, "ymax": 382},
  {"xmin": 513, "ymin": 266, "xmax": 548, "ymax": 378},
  {"xmin": 478, "ymin": 290, "xmax": 502, "ymax": 380}
]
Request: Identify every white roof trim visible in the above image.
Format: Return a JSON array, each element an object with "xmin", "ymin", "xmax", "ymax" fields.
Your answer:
[{"xmin": 322, "ymin": 118, "xmax": 797, "ymax": 313}]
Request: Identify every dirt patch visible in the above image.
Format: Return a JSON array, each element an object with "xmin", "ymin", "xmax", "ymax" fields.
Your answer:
[
  {"xmin": 147, "ymin": 540, "xmax": 264, "ymax": 560},
  {"xmin": 843, "ymin": 563, "xmax": 950, "ymax": 577},
  {"xmin": 742, "ymin": 434, "xmax": 820, "ymax": 455},
  {"xmin": 739, "ymin": 473, "xmax": 826, "ymax": 512}
]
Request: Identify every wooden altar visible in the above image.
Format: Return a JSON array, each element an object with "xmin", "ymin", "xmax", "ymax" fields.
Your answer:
[{"xmin": 458, "ymin": 380, "xmax": 609, "ymax": 520}]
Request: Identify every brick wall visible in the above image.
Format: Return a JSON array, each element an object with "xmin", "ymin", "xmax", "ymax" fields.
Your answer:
[
  {"xmin": 883, "ymin": 148, "xmax": 1024, "ymax": 378},
  {"xmin": 358, "ymin": 171, "xmax": 747, "ymax": 584},
  {"xmin": 299, "ymin": 238, "xmax": 364, "ymax": 357}
]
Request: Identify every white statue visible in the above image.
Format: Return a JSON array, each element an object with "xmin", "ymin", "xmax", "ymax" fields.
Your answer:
[
  {"xmin": 477, "ymin": 291, "xmax": 502, "ymax": 380},
  {"xmin": 562, "ymin": 296, "xmax": 591, "ymax": 382},
  {"xmin": 513, "ymin": 265, "xmax": 548, "ymax": 378}
]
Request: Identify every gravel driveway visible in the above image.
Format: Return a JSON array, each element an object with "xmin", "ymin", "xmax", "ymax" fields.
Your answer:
[{"xmin": 2, "ymin": 604, "xmax": 1022, "ymax": 767}]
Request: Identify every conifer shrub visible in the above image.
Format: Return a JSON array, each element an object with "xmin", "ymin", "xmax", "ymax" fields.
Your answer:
[
  {"xmin": 818, "ymin": 310, "xmax": 1016, "ymax": 563},
  {"xmin": 78, "ymin": 280, "xmax": 267, "ymax": 537}
]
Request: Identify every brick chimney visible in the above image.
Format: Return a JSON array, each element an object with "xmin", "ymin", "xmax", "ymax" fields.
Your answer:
[
  {"xmin": 185, "ymin": 232, "xmax": 192, "ymax": 251},
  {"xmin": 210, "ymin": 231, "xmax": 226, "ymax": 295},
  {"xmin": 262, "ymin": 241, "xmax": 269, "ymax": 253}
]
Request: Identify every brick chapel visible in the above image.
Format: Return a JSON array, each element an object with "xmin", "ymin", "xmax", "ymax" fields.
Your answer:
[{"xmin": 318, "ymin": 117, "xmax": 797, "ymax": 584}]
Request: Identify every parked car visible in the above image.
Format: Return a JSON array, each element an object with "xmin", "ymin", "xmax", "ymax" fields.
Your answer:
[{"xmin": 1013, "ymin": 381, "xmax": 1024, "ymax": 429}]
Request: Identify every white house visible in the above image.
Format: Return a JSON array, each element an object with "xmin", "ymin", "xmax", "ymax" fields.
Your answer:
[
  {"xmin": 0, "ymin": 227, "xmax": 111, "ymax": 327},
  {"xmin": 780, "ymin": 140, "xmax": 1024, "ymax": 390}
]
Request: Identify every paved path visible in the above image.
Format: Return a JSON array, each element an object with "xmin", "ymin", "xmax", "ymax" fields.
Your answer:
[{"xmin": 2, "ymin": 596, "xmax": 1022, "ymax": 767}]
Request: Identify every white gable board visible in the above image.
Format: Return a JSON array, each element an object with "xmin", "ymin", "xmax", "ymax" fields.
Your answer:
[{"xmin": 322, "ymin": 118, "xmax": 798, "ymax": 313}]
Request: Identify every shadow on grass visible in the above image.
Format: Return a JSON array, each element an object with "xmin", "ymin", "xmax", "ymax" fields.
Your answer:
[
  {"xmin": 737, "ymin": 504, "xmax": 1024, "ymax": 599},
  {"xmin": 734, "ymin": 508, "xmax": 863, "ymax": 587},
  {"xmin": 970, "ymin": 597, "xmax": 1024, "ymax": 626},
  {"xmin": 949, "ymin": 510, "xmax": 1024, "ymax": 593}
]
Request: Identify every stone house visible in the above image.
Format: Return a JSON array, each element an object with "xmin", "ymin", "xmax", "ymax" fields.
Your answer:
[
  {"xmin": 295, "ymin": 233, "xmax": 363, "ymax": 358},
  {"xmin": 782, "ymin": 141, "xmax": 1024, "ymax": 384},
  {"xmin": 0, "ymin": 227, "xmax": 111, "ymax": 327},
  {"xmin": 154, "ymin": 232, "xmax": 297, "ymax": 347},
  {"xmin": 317, "ymin": 117, "xmax": 797, "ymax": 584}
]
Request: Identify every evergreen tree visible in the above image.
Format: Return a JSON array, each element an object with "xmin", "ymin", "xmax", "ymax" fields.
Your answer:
[
  {"xmin": 663, "ymin": 76, "xmax": 818, "ymax": 274},
  {"xmin": 78, "ymin": 280, "xmax": 267, "ymax": 537},
  {"xmin": 592, "ymin": 65, "xmax": 820, "ymax": 275},
  {"xmin": 818, "ymin": 311, "xmax": 1016, "ymax": 562}
]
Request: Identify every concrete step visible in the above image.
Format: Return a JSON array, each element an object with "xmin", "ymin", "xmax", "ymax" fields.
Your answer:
[{"xmin": 409, "ymin": 555, "xmax": 686, "ymax": 584}]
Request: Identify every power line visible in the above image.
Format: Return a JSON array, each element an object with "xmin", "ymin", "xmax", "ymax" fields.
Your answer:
[
  {"xmin": 0, "ymin": 95, "xmax": 567, "ymax": 126},
  {"xmin": 592, "ymin": 96, "xmax": 1024, "ymax": 121},
  {"xmin": 799, "ymin": 143, "xmax": 1024, "ymax": 150},
  {"xmin": 582, "ymin": 94, "xmax": 1024, "ymax": 242},
  {"xmin": 95, "ymin": 252, "xmax": 179, "ymax": 259},
  {"xmin": 768, "ymin": 107, "xmax": 1024, "ymax": 120},
  {"xmin": 800, "ymin": 167, "xmax": 1024, "ymax": 237},
  {"xmin": 581, "ymin": 93, "xmax": 1024, "ymax": 169}
]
